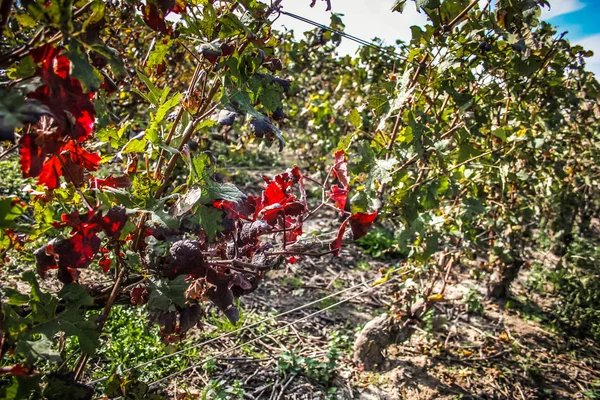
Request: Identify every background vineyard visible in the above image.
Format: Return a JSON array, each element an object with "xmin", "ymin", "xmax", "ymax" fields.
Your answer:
[{"xmin": 1, "ymin": 0, "xmax": 600, "ymax": 399}]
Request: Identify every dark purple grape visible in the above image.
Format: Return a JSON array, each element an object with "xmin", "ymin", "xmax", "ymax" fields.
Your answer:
[
  {"xmin": 199, "ymin": 44, "xmax": 222, "ymax": 63},
  {"xmin": 218, "ymin": 109, "xmax": 237, "ymax": 126},
  {"xmin": 272, "ymin": 107, "xmax": 285, "ymax": 122}
]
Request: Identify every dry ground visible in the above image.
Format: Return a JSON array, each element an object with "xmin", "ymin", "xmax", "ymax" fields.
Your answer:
[{"xmin": 153, "ymin": 232, "xmax": 600, "ymax": 400}]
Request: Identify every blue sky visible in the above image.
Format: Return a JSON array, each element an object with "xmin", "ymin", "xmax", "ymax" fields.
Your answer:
[
  {"xmin": 546, "ymin": 0, "xmax": 599, "ymax": 38},
  {"xmin": 273, "ymin": 0, "xmax": 600, "ymax": 75},
  {"xmin": 546, "ymin": 0, "xmax": 600, "ymax": 75}
]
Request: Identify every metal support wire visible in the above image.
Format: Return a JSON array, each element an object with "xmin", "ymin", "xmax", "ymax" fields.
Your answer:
[
  {"xmin": 103, "ymin": 268, "xmax": 408, "ymax": 399},
  {"xmin": 277, "ymin": 9, "xmax": 408, "ymax": 61},
  {"xmin": 89, "ymin": 265, "xmax": 415, "ymax": 386}
]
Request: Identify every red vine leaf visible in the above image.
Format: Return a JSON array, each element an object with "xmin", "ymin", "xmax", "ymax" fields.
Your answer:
[
  {"xmin": 327, "ymin": 184, "xmax": 349, "ymax": 211},
  {"xmin": 19, "ymin": 134, "xmax": 45, "ymax": 178},
  {"xmin": 29, "ymin": 45, "xmax": 96, "ymax": 142},
  {"xmin": 0, "ymin": 364, "xmax": 30, "ymax": 376},
  {"xmin": 130, "ymin": 287, "xmax": 149, "ymax": 305},
  {"xmin": 34, "ymin": 207, "xmax": 128, "ymax": 282},
  {"xmin": 90, "ymin": 175, "xmax": 132, "ymax": 189},
  {"xmin": 59, "ymin": 228, "xmax": 102, "ymax": 270},
  {"xmin": 332, "ymin": 150, "xmax": 349, "ymax": 188},
  {"xmin": 257, "ymin": 203, "xmax": 283, "ymax": 225},
  {"xmin": 349, "ymin": 212, "xmax": 378, "ymax": 239},
  {"xmin": 19, "ymin": 43, "xmax": 101, "ymax": 189},
  {"xmin": 60, "ymin": 141, "xmax": 102, "ymax": 187},
  {"xmin": 263, "ymin": 180, "xmax": 287, "ymax": 206},
  {"xmin": 205, "ymin": 269, "xmax": 239, "ymax": 324},
  {"xmin": 37, "ymin": 154, "xmax": 63, "ymax": 189},
  {"xmin": 178, "ymin": 304, "xmax": 203, "ymax": 334},
  {"xmin": 255, "ymin": 168, "xmax": 307, "ymax": 227},
  {"xmin": 284, "ymin": 216, "xmax": 303, "ymax": 244},
  {"xmin": 18, "ymin": 45, "xmax": 100, "ymax": 188},
  {"xmin": 141, "ymin": 3, "xmax": 173, "ymax": 35},
  {"xmin": 163, "ymin": 239, "xmax": 207, "ymax": 279},
  {"xmin": 99, "ymin": 206, "xmax": 128, "ymax": 239},
  {"xmin": 60, "ymin": 209, "xmax": 93, "ymax": 227},
  {"xmin": 21, "ymin": 139, "xmax": 101, "ymax": 189},
  {"xmin": 34, "ymin": 245, "xmax": 58, "ymax": 279},
  {"xmin": 99, "ymin": 256, "xmax": 112, "ymax": 273},
  {"xmin": 330, "ymin": 217, "xmax": 349, "ymax": 256},
  {"xmin": 213, "ymin": 200, "xmax": 253, "ymax": 222}
]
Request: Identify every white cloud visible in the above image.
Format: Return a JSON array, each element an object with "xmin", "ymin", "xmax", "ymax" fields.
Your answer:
[
  {"xmin": 541, "ymin": 0, "xmax": 585, "ymax": 20},
  {"xmin": 574, "ymin": 34, "xmax": 600, "ymax": 76},
  {"xmin": 273, "ymin": 0, "xmax": 428, "ymax": 56}
]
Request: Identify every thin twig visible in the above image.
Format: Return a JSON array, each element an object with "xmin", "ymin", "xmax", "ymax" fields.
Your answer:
[
  {"xmin": 73, "ymin": 262, "xmax": 127, "ymax": 380},
  {"xmin": 0, "ymin": 144, "xmax": 17, "ymax": 161},
  {"xmin": 444, "ymin": 0, "xmax": 479, "ymax": 32},
  {"xmin": 266, "ymin": 249, "xmax": 338, "ymax": 257},
  {"xmin": 390, "ymin": 153, "xmax": 419, "ymax": 176},
  {"xmin": 155, "ymin": 62, "xmax": 205, "ymax": 179},
  {"xmin": 275, "ymin": 373, "xmax": 296, "ymax": 400}
]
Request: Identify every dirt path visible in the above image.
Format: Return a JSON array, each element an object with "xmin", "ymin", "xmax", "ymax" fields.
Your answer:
[{"xmin": 157, "ymin": 217, "xmax": 600, "ymax": 400}]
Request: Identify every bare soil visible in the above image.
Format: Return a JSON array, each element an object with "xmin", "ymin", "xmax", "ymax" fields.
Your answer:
[{"xmin": 159, "ymin": 217, "xmax": 600, "ymax": 400}]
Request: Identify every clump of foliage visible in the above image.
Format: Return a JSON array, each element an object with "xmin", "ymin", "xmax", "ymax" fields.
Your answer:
[
  {"xmin": 86, "ymin": 306, "xmax": 196, "ymax": 383},
  {"xmin": 2, "ymin": 0, "xmax": 600, "ymax": 396},
  {"xmin": 358, "ymin": 228, "xmax": 394, "ymax": 258},
  {"xmin": 540, "ymin": 236, "xmax": 600, "ymax": 341},
  {"xmin": 463, "ymin": 288, "xmax": 484, "ymax": 315},
  {"xmin": 278, "ymin": 0, "xmax": 600, "ymax": 341},
  {"xmin": 199, "ymin": 379, "xmax": 245, "ymax": 400},
  {"xmin": 277, "ymin": 347, "xmax": 339, "ymax": 385},
  {"xmin": 0, "ymin": 159, "xmax": 26, "ymax": 198},
  {"xmin": 0, "ymin": 0, "xmax": 378, "ymax": 397}
]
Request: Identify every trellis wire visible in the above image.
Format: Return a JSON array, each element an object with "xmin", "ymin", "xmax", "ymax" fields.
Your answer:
[
  {"xmin": 276, "ymin": 9, "xmax": 408, "ymax": 61},
  {"xmin": 89, "ymin": 264, "xmax": 414, "ymax": 386},
  {"xmin": 123, "ymin": 268, "xmax": 408, "ymax": 395}
]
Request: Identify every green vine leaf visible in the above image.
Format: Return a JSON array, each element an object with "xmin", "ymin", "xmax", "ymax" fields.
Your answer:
[
  {"xmin": 66, "ymin": 40, "xmax": 102, "ymax": 92},
  {"xmin": 201, "ymin": 181, "xmax": 245, "ymax": 203},
  {"xmin": 15, "ymin": 337, "xmax": 62, "ymax": 364},
  {"xmin": 416, "ymin": 0, "xmax": 441, "ymax": 10},
  {"xmin": 196, "ymin": 205, "xmax": 224, "ymax": 241},
  {"xmin": 145, "ymin": 39, "xmax": 172, "ymax": 74},
  {"xmin": 148, "ymin": 276, "xmax": 188, "ymax": 311}
]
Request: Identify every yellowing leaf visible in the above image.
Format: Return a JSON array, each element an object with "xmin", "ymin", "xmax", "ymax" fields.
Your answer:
[
  {"xmin": 349, "ymin": 109, "xmax": 362, "ymax": 129},
  {"xmin": 372, "ymin": 268, "xmax": 395, "ymax": 286},
  {"xmin": 427, "ymin": 294, "xmax": 444, "ymax": 302},
  {"xmin": 461, "ymin": 349, "xmax": 473, "ymax": 357}
]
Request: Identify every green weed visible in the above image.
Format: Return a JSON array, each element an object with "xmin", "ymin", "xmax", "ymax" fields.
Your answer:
[
  {"xmin": 200, "ymin": 379, "xmax": 245, "ymax": 400},
  {"xmin": 73, "ymin": 306, "xmax": 198, "ymax": 384},
  {"xmin": 282, "ymin": 276, "xmax": 303, "ymax": 289},
  {"xmin": 356, "ymin": 228, "xmax": 397, "ymax": 259},
  {"xmin": 356, "ymin": 260, "xmax": 373, "ymax": 271},
  {"xmin": 277, "ymin": 348, "xmax": 339, "ymax": 385},
  {"xmin": 525, "ymin": 235, "xmax": 600, "ymax": 341},
  {"xmin": 463, "ymin": 289, "xmax": 484, "ymax": 315},
  {"xmin": 317, "ymin": 296, "xmax": 340, "ymax": 311}
]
